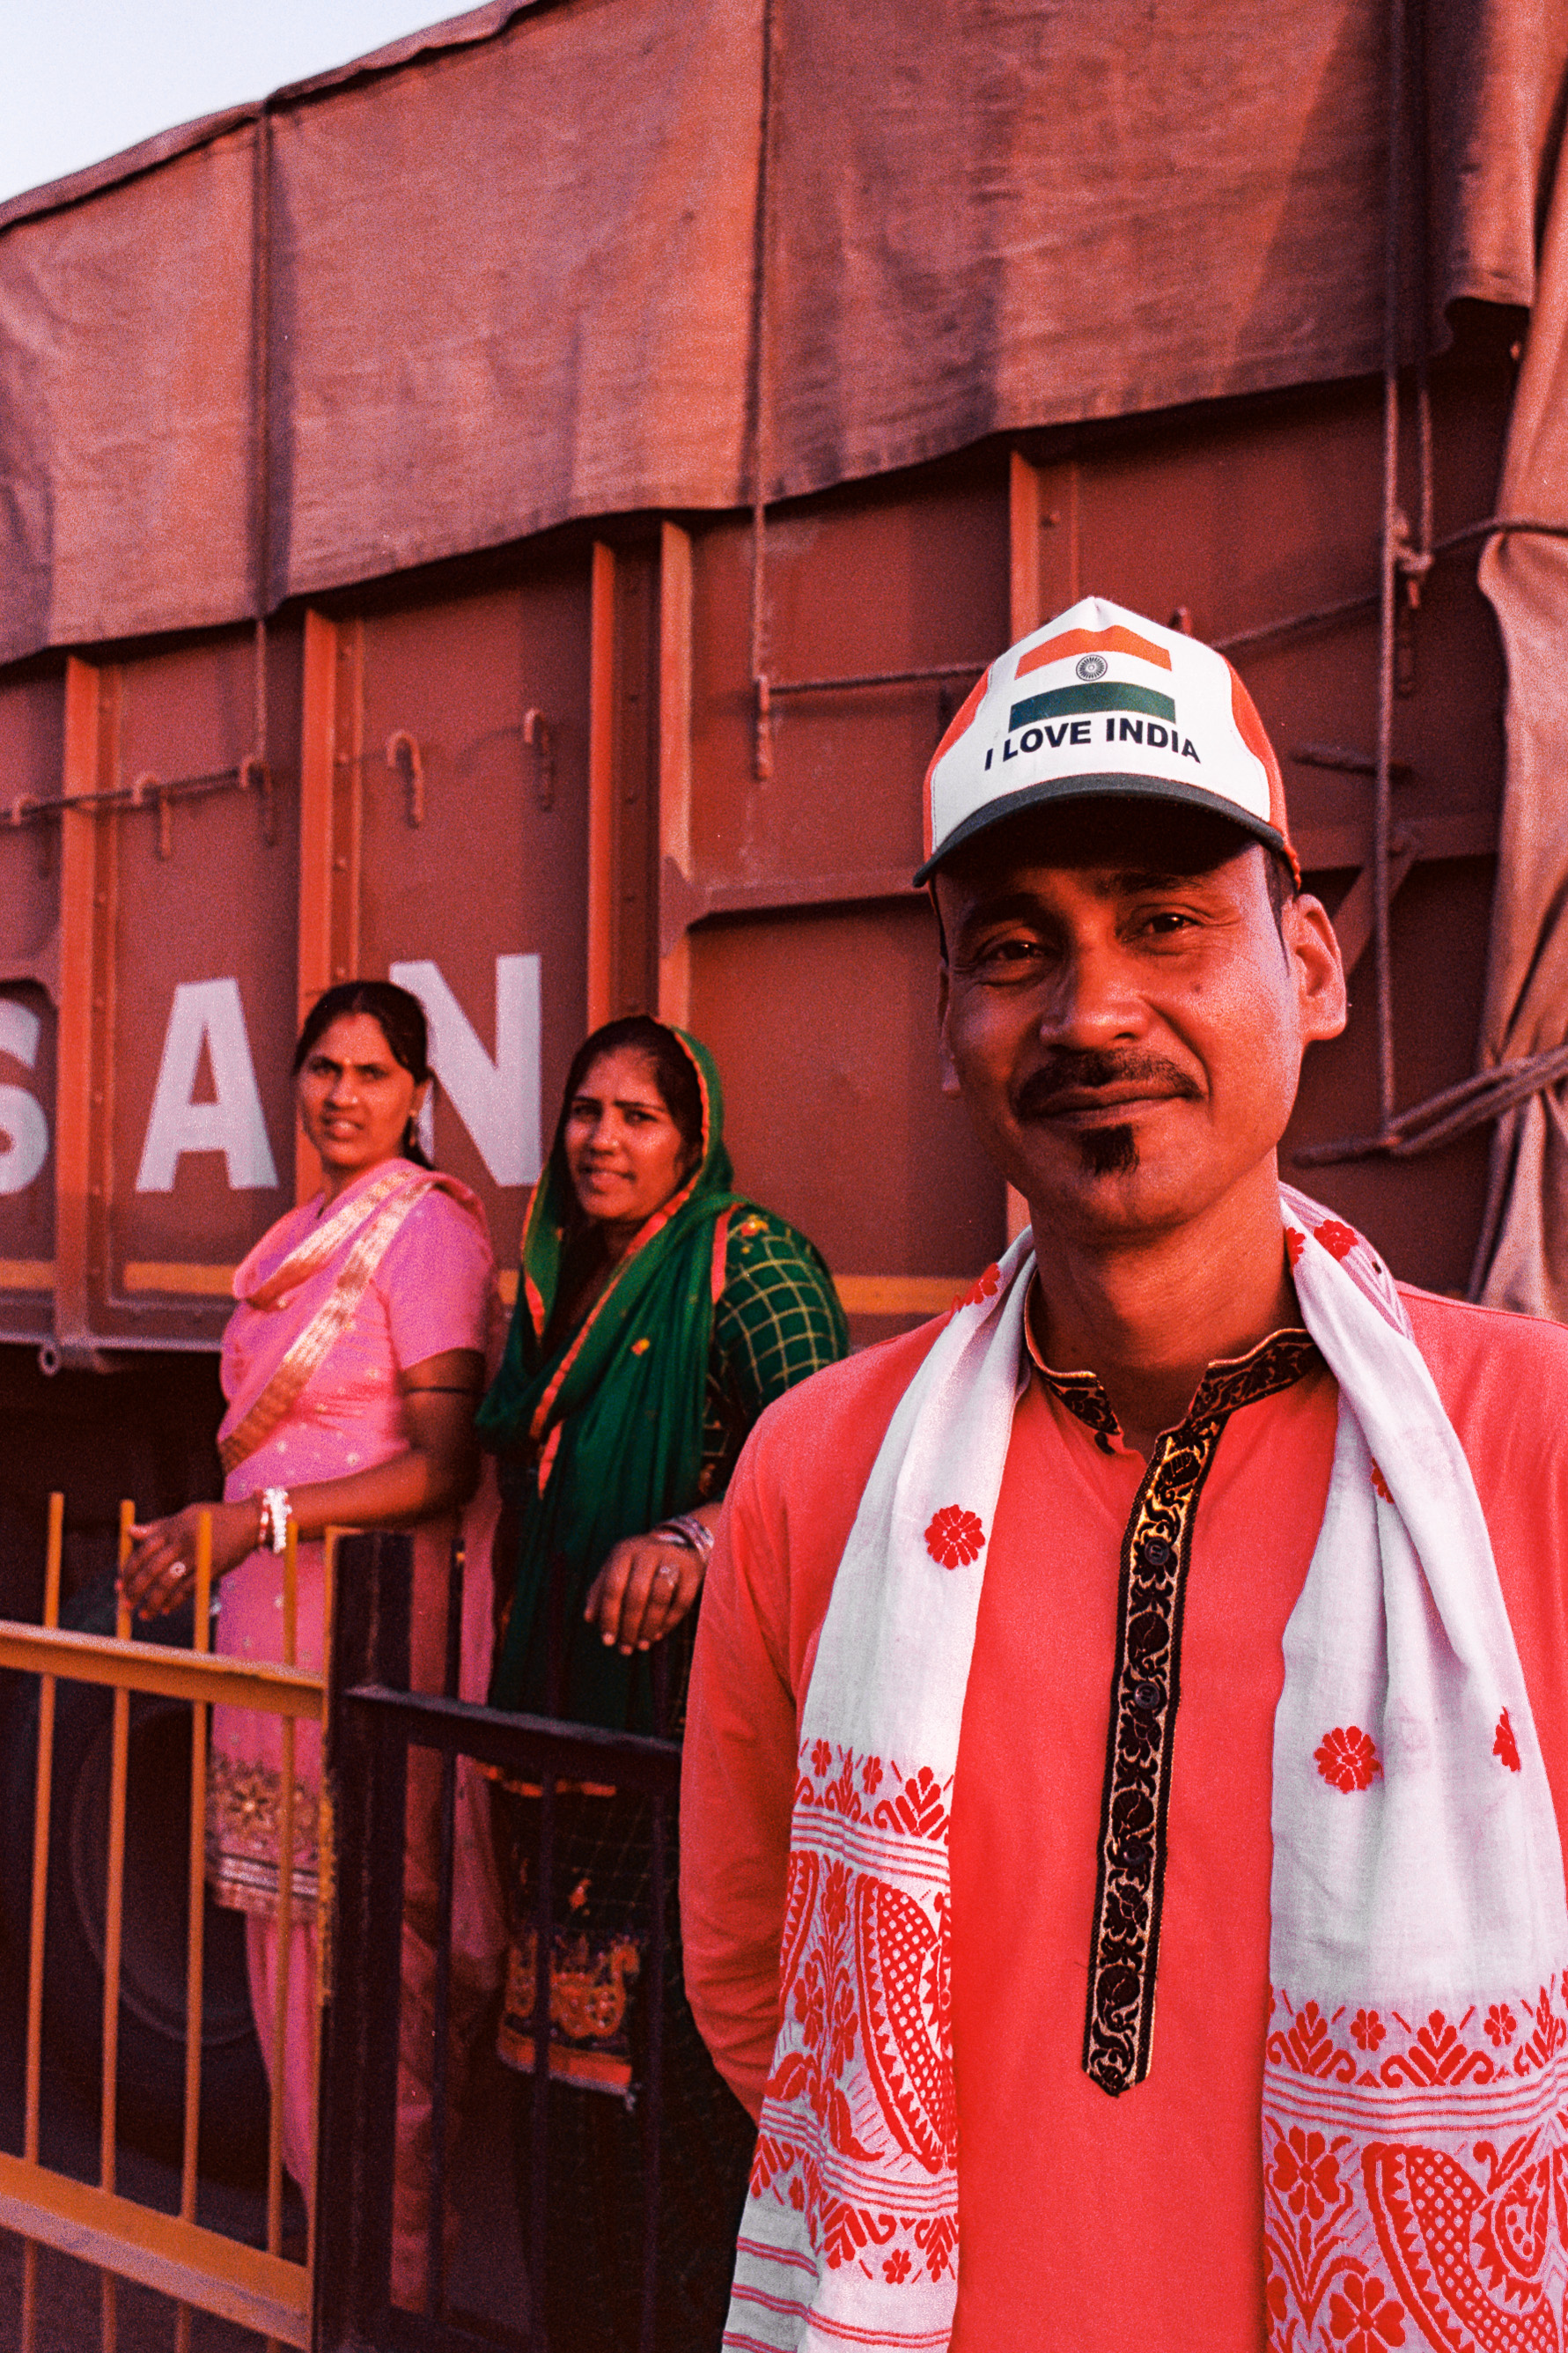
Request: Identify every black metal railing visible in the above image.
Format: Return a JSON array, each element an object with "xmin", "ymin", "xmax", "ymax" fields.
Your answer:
[{"xmin": 314, "ymin": 1532, "xmax": 682, "ymax": 2353}]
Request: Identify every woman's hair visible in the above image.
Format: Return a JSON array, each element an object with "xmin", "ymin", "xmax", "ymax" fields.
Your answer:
[
  {"xmin": 292, "ymin": 979, "xmax": 434, "ymax": 1169},
  {"xmin": 554, "ymin": 1015, "xmax": 704, "ymax": 1186}
]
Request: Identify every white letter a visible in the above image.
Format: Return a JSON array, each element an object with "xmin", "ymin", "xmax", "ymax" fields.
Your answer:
[{"xmin": 136, "ymin": 979, "xmax": 279, "ymax": 1193}]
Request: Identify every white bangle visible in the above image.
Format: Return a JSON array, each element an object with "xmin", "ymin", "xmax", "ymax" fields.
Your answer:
[{"xmin": 259, "ymin": 1486, "xmax": 293, "ymax": 1554}]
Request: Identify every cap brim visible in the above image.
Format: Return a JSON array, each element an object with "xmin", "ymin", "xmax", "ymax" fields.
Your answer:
[{"xmin": 913, "ymin": 771, "xmax": 1291, "ymax": 887}]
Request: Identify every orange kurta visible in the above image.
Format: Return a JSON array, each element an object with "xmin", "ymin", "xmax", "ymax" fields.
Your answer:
[{"xmin": 681, "ymin": 1285, "xmax": 1568, "ymax": 2350}]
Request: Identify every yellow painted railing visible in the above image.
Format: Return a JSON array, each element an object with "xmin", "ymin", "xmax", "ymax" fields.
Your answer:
[{"xmin": 0, "ymin": 1499, "xmax": 328, "ymax": 2353}]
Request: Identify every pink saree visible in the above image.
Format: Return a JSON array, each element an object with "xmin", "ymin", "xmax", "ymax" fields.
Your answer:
[{"xmin": 210, "ymin": 1156, "xmax": 507, "ymax": 2305}]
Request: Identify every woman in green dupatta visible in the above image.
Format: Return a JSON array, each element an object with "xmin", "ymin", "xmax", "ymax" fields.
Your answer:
[{"xmin": 478, "ymin": 1015, "xmax": 847, "ymax": 2352}]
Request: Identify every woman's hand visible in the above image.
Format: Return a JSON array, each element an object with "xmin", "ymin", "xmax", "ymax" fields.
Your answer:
[
  {"xmin": 585, "ymin": 1523, "xmax": 710, "ymax": 1656},
  {"xmin": 121, "ymin": 1500, "xmax": 259, "ymax": 1621},
  {"xmin": 121, "ymin": 1349, "xmax": 486, "ymax": 1628}
]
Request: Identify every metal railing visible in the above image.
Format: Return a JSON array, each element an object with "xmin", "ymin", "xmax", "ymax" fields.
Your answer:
[
  {"xmin": 0, "ymin": 1498, "xmax": 325, "ymax": 2350},
  {"xmin": 0, "ymin": 1508, "xmax": 703, "ymax": 2352},
  {"xmin": 316, "ymin": 1532, "xmax": 684, "ymax": 2353}
]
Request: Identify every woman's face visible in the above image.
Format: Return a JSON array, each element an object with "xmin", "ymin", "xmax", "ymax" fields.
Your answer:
[
  {"xmin": 563, "ymin": 1047, "xmax": 695, "ymax": 1232},
  {"xmin": 296, "ymin": 1012, "xmax": 425, "ymax": 1195}
]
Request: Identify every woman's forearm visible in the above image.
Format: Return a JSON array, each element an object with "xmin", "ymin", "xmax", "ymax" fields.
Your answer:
[
  {"xmin": 122, "ymin": 1376, "xmax": 483, "ymax": 1617},
  {"xmin": 276, "ymin": 1441, "xmax": 480, "ymax": 1540},
  {"xmin": 261, "ymin": 1372, "xmax": 482, "ymax": 1540}
]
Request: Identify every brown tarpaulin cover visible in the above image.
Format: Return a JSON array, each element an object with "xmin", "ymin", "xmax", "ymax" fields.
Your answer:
[
  {"xmin": 1476, "ymin": 116, "xmax": 1568, "ymax": 1318},
  {"xmin": 1, "ymin": 0, "xmax": 1564, "ymax": 666}
]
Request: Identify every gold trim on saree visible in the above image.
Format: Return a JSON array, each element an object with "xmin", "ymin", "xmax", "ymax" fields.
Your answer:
[
  {"xmin": 206, "ymin": 1752, "xmax": 320, "ymax": 1918},
  {"xmin": 497, "ymin": 1927, "xmax": 642, "ymax": 2098},
  {"xmin": 218, "ymin": 1164, "xmax": 439, "ymax": 1476}
]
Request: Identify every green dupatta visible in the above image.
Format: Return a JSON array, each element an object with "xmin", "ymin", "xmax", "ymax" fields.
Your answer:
[{"xmin": 477, "ymin": 1028, "xmax": 740, "ymax": 1730}]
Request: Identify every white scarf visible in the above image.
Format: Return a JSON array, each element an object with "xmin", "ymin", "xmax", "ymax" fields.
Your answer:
[{"xmin": 725, "ymin": 1189, "xmax": 1568, "ymax": 2351}]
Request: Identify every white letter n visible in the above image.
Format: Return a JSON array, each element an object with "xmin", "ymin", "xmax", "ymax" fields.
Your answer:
[{"xmin": 389, "ymin": 955, "xmax": 541, "ymax": 1187}]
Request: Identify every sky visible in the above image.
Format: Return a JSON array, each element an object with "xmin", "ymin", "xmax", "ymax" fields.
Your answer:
[{"xmin": 0, "ymin": 1, "xmax": 463, "ymax": 207}]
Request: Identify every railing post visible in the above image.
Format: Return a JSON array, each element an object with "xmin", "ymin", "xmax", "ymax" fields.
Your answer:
[
  {"xmin": 423, "ymin": 1534, "xmax": 465, "ymax": 2320},
  {"xmin": 313, "ymin": 1531, "xmax": 412, "ymax": 2352}
]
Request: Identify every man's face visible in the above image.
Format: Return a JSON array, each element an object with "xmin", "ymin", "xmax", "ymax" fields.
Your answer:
[{"xmin": 933, "ymin": 806, "xmax": 1346, "ymax": 1249}]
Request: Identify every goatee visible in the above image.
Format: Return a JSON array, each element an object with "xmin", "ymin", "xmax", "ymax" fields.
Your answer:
[{"xmin": 1079, "ymin": 1122, "xmax": 1137, "ymax": 1177}]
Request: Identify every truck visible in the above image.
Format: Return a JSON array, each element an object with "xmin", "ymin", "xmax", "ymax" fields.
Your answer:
[{"xmin": 0, "ymin": 0, "xmax": 1555, "ymax": 2163}]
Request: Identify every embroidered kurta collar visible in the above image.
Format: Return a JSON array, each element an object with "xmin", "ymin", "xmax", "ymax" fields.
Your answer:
[{"xmin": 1023, "ymin": 1279, "xmax": 1323, "ymax": 1458}]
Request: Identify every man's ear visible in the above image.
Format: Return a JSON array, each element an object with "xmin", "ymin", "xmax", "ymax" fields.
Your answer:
[
  {"xmin": 936, "ymin": 961, "xmax": 962, "ymax": 1097},
  {"xmin": 1286, "ymin": 892, "xmax": 1349, "ymax": 1045}
]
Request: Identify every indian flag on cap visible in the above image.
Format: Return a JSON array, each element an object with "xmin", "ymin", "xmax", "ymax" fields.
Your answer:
[{"xmin": 914, "ymin": 595, "xmax": 1297, "ymax": 884}]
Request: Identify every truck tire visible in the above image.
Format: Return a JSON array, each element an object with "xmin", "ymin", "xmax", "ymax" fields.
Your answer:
[{"xmin": 0, "ymin": 1575, "xmax": 270, "ymax": 2182}]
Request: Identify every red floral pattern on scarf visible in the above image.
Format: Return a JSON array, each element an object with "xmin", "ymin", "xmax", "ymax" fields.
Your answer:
[
  {"xmin": 958, "ymin": 1264, "xmax": 1001, "ymax": 1308},
  {"xmin": 1327, "ymin": 2271, "xmax": 1406, "ymax": 2349},
  {"xmin": 1271, "ymin": 2126, "xmax": 1343, "ymax": 2221},
  {"xmin": 791, "ymin": 1744, "xmax": 952, "ymax": 1845},
  {"xmin": 1495, "ymin": 1708, "xmax": 1521, "ymax": 1773},
  {"xmin": 924, "ymin": 1506, "xmax": 985, "ymax": 1568},
  {"xmin": 1314, "ymin": 1727, "xmax": 1382, "ymax": 1792},
  {"xmin": 1264, "ymin": 1983, "xmax": 1568, "ymax": 2353},
  {"xmin": 1314, "ymin": 1219, "xmax": 1359, "ymax": 1261},
  {"xmin": 1268, "ymin": 1983, "xmax": 1568, "ymax": 2094},
  {"xmin": 755, "ymin": 1744, "xmax": 959, "ymax": 2285},
  {"xmin": 1270, "ymin": 2001, "xmax": 1358, "ymax": 2084}
]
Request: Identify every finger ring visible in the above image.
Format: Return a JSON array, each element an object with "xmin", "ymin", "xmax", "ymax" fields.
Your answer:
[{"xmin": 654, "ymin": 1561, "xmax": 679, "ymax": 1584}]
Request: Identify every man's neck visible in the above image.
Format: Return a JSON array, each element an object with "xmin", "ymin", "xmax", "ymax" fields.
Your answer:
[{"xmin": 1027, "ymin": 1169, "xmax": 1299, "ymax": 1458}]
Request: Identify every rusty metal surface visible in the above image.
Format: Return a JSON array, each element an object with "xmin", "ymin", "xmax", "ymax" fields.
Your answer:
[
  {"xmin": 677, "ymin": 460, "xmax": 1012, "ymax": 1332},
  {"xmin": 0, "ymin": 675, "xmax": 71, "ymax": 1324},
  {"xmin": 350, "ymin": 562, "xmax": 592, "ymax": 1271},
  {"xmin": 690, "ymin": 459, "xmax": 1010, "ymax": 888},
  {"xmin": 109, "ymin": 627, "xmax": 302, "ymax": 1335},
  {"xmin": 689, "ymin": 900, "xmax": 1004, "ymax": 1295},
  {"xmin": 0, "ymin": 317, "xmax": 1527, "ymax": 1354},
  {"xmin": 0, "ymin": 564, "xmax": 590, "ymax": 1348}
]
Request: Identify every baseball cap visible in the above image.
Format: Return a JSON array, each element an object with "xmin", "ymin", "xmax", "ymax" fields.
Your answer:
[{"xmin": 915, "ymin": 595, "xmax": 1297, "ymax": 885}]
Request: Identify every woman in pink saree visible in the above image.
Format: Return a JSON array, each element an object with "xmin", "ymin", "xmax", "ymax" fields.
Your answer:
[{"xmin": 121, "ymin": 979, "xmax": 505, "ymax": 2306}]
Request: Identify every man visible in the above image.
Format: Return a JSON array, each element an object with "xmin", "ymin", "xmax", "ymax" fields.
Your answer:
[{"xmin": 681, "ymin": 597, "xmax": 1568, "ymax": 2351}]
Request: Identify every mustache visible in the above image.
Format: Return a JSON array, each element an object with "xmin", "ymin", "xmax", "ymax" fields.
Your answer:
[{"xmin": 1012, "ymin": 1050, "xmax": 1200, "ymax": 1121}]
